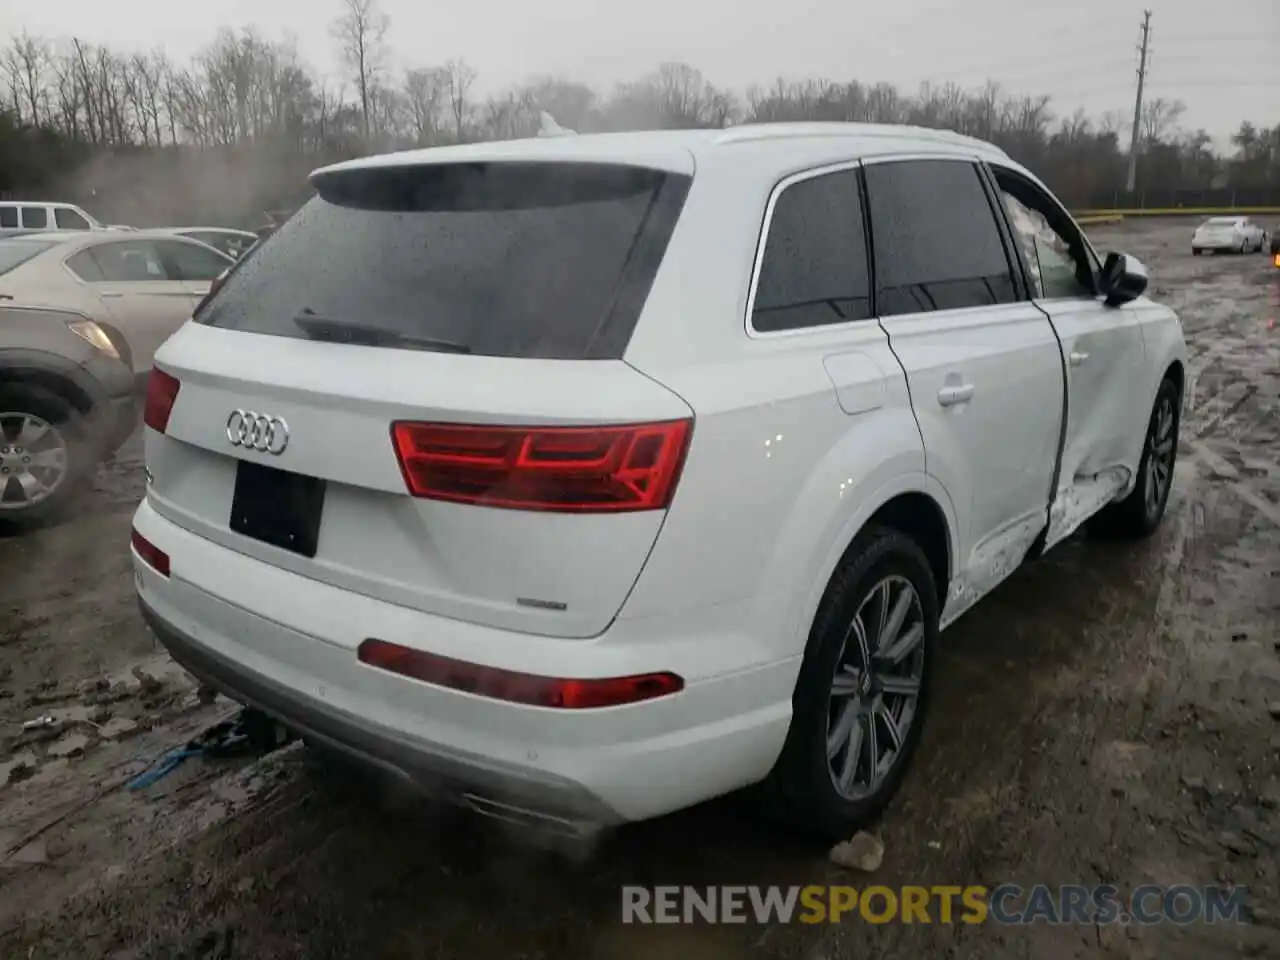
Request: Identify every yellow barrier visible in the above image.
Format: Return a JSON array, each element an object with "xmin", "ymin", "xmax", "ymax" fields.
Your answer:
[{"xmin": 1072, "ymin": 207, "xmax": 1280, "ymax": 218}]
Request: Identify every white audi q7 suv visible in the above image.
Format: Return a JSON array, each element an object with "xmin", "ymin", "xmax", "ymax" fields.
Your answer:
[{"xmin": 132, "ymin": 123, "xmax": 1187, "ymax": 841}]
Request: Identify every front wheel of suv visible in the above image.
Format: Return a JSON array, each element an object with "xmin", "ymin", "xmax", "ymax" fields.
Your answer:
[{"xmin": 757, "ymin": 527, "xmax": 939, "ymax": 842}]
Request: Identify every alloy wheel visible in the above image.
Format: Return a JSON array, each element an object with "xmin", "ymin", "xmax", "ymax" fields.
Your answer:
[
  {"xmin": 1144, "ymin": 394, "xmax": 1176, "ymax": 519},
  {"xmin": 0, "ymin": 412, "xmax": 70, "ymax": 511},
  {"xmin": 826, "ymin": 575, "xmax": 926, "ymax": 801}
]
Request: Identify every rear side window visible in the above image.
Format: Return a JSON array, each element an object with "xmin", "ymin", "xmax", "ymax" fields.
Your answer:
[
  {"xmin": 73, "ymin": 241, "xmax": 169, "ymax": 282},
  {"xmin": 196, "ymin": 162, "xmax": 691, "ymax": 359},
  {"xmin": 66, "ymin": 249, "xmax": 106, "ymax": 281},
  {"xmin": 0, "ymin": 240, "xmax": 55, "ymax": 276},
  {"xmin": 157, "ymin": 239, "xmax": 230, "ymax": 281},
  {"xmin": 20, "ymin": 207, "xmax": 48, "ymax": 229},
  {"xmin": 55, "ymin": 207, "xmax": 91, "ymax": 230},
  {"xmin": 0, "ymin": 207, "xmax": 17, "ymax": 228},
  {"xmin": 864, "ymin": 160, "xmax": 1017, "ymax": 317},
  {"xmin": 191, "ymin": 231, "xmax": 251, "ymax": 258},
  {"xmin": 752, "ymin": 168, "xmax": 871, "ymax": 332}
]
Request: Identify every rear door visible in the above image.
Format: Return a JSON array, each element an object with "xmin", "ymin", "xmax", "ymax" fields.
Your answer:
[
  {"xmin": 145, "ymin": 160, "xmax": 695, "ymax": 639},
  {"xmin": 66, "ymin": 239, "xmax": 195, "ymax": 373},
  {"xmin": 864, "ymin": 156, "xmax": 1065, "ymax": 619},
  {"xmin": 153, "ymin": 238, "xmax": 234, "ymax": 304},
  {"xmin": 19, "ymin": 205, "xmax": 50, "ymax": 232},
  {"xmin": 987, "ymin": 163, "xmax": 1148, "ymax": 547}
]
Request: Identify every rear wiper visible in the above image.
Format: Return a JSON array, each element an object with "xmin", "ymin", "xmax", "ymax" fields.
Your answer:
[{"xmin": 292, "ymin": 310, "xmax": 471, "ymax": 354}]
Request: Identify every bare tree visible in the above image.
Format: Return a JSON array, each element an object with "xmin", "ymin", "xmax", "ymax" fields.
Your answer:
[
  {"xmin": 3, "ymin": 32, "xmax": 50, "ymax": 126},
  {"xmin": 444, "ymin": 59, "xmax": 476, "ymax": 140},
  {"xmin": 330, "ymin": 0, "xmax": 388, "ymax": 139},
  {"xmin": 1098, "ymin": 109, "xmax": 1128, "ymax": 140},
  {"xmin": 403, "ymin": 66, "xmax": 449, "ymax": 144},
  {"xmin": 1141, "ymin": 97, "xmax": 1186, "ymax": 147},
  {"xmin": 2, "ymin": 24, "xmax": 1278, "ymax": 222},
  {"xmin": 480, "ymin": 89, "xmax": 538, "ymax": 141},
  {"xmin": 607, "ymin": 62, "xmax": 736, "ymax": 130}
]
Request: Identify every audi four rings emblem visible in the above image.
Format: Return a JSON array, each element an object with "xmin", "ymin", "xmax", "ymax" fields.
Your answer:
[{"xmin": 226, "ymin": 409, "xmax": 290, "ymax": 455}]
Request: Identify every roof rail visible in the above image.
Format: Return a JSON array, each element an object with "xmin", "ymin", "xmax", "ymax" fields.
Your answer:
[{"xmin": 716, "ymin": 121, "xmax": 1005, "ymax": 155}]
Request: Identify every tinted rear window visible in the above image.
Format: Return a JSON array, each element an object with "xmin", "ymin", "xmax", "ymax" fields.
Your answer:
[
  {"xmin": 864, "ymin": 159, "xmax": 1017, "ymax": 317},
  {"xmin": 196, "ymin": 162, "xmax": 690, "ymax": 359},
  {"xmin": 0, "ymin": 240, "xmax": 54, "ymax": 276}
]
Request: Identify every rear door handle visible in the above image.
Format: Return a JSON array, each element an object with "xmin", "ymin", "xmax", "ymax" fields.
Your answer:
[
  {"xmin": 99, "ymin": 291, "xmax": 123, "ymax": 299},
  {"xmin": 1069, "ymin": 351, "xmax": 1089, "ymax": 366},
  {"xmin": 938, "ymin": 383, "xmax": 975, "ymax": 407}
]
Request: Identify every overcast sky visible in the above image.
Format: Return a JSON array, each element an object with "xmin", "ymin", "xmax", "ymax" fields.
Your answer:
[{"xmin": 1, "ymin": 0, "xmax": 1276, "ymax": 145}]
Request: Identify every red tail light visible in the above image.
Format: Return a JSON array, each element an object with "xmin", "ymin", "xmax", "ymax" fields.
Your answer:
[
  {"xmin": 131, "ymin": 528, "xmax": 170, "ymax": 577},
  {"xmin": 391, "ymin": 419, "xmax": 693, "ymax": 513},
  {"xmin": 358, "ymin": 639, "xmax": 683, "ymax": 709},
  {"xmin": 143, "ymin": 368, "xmax": 181, "ymax": 433}
]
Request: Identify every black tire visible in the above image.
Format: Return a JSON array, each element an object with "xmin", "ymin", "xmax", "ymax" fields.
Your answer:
[
  {"xmin": 756, "ymin": 527, "xmax": 939, "ymax": 842},
  {"xmin": 0, "ymin": 384, "xmax": 95, "ymax": 531},
  {"xmin": 1191, "ymin": 248, "xmax": 1202, "ymax": 256},
  {"xmin": 1091, "ymin": 376, "xmax": 1180, "ymax": 540}
]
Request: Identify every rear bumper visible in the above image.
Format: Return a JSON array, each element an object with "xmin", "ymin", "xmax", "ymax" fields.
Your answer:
[
  {"xmin": 1192, "ymin": 237, "xmax": 1245, "ymax": 250},
  {"xmin": 138, "ymin": 594, "xmax": 618, "ymax": 832},
  {"xmin": 131, "ymin": 499, "xmax": 796, "ymax": 831}
]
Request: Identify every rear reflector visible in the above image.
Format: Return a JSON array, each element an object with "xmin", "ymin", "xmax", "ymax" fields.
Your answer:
[
  {"xmin": 143, "ymin": 368, "xmax": 181, "ymax": 434},
  {"xmin": 391, "ymin": 419, "xmax": 693, "ymax": 513},
  {"xmin": 131, "ymin": 528, "xmax": 170, "ymax": 577},
  {"xmin": 357, "ymin": 639, "xmax": 684, "ymax": 709}
]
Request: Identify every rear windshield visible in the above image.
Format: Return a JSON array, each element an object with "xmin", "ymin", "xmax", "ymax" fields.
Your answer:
[
  {"xmin": 1205, "ymin": 218, "xmax": 1239, "ymax": 226},
  {"xmin": 196, "ymin": 162, "xmax": 690, "ymax": 359},
  {"xmin": 0, "ymin": 240, "xmax": 54, "ymax": 276}
]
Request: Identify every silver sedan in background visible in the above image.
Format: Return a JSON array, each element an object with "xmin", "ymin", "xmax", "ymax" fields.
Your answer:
[
  {"xmin": 0, "ymin": 230, "xmax": 233, "ymax": 376},
  {"xmin": 1191, "ymin": 215, "xmax": 1269, "ymax": 255}
]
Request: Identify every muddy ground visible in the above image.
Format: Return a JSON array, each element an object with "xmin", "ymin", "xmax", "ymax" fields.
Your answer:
[{"xmin": 1, "ymin": 217, "xmax": 1278, "ymax": 959}]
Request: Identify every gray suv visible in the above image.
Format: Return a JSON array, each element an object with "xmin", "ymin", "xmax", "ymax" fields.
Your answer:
[{"xmin": 0, "ymin": 304, "xmax": 137, "ymax": 528}]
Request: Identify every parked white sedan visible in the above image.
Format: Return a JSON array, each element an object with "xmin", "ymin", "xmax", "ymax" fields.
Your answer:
[
  {"xmin": 0, "ymin": 231, "xmax": 233, "ymax": 375},
  {"xmin": 131, "ymin": 123, "xmax": 1187, "ymax": 841},
  {"xmin": 1191, "ymin": 216, "xmax": 1268, "ymax": 255}
]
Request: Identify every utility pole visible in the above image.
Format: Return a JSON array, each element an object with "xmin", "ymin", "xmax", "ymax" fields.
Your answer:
[{"xmin": 1126, "ymin": 9, "xmax": 1152, "ymax": 193}]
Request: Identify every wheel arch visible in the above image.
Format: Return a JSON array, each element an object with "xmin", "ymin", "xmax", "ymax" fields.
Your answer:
[
  {"xmin": 0, "ymin": 354, "xmax": 96, "ymax": 417},
  {"xmin": 1164, "ymin": 358, "xmax": 1185, "ymax": 405},
  {"xmin": 796, "ymin": 476, "xmax": 959, "ymax": 654}
]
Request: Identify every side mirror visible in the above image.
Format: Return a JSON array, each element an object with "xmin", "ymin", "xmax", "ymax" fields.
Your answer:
[{"xmin": 1099, "ymin": 252, "xmax": 1148, "ymax": 307}]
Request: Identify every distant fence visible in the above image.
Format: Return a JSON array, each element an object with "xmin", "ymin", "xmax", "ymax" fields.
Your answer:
[
  {"xmin": 1081, "ymin": 186, "xmax": 1280, "ymax": 210},
  {"xmin": 1073, "ymin": 207, "xmax": 1280, "ymax": 220}
]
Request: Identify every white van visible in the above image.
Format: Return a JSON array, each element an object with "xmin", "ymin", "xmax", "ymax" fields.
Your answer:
[{"xmin": 0, "ymin": 201, "xmax": 111, "ymax": 235}]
